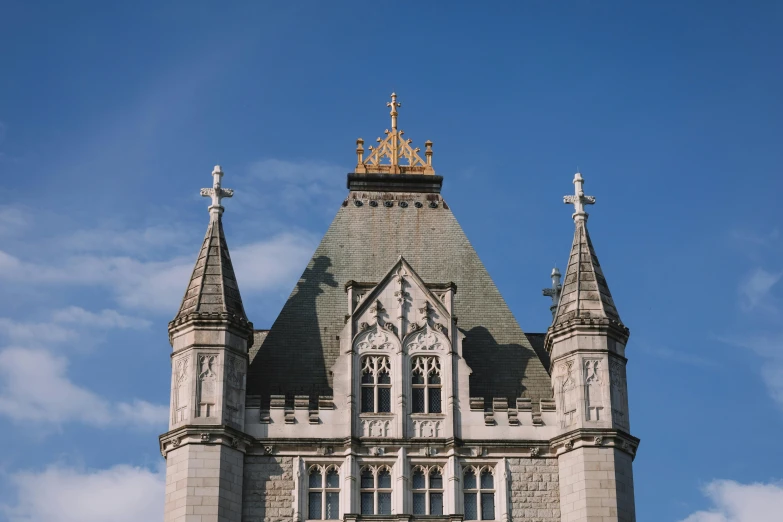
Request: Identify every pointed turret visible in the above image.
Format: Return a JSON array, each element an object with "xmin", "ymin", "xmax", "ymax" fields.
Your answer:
[
  {"xmin": 545, "ymin": 172, "xmax": 638, "ymax": 522},
  {"xmin": 174, "ymin": 165, "xmax": 248, "ymax": 323},
  {"xmin": 161, "ymin": 166, "xmax": 253, "ymax": 522}
]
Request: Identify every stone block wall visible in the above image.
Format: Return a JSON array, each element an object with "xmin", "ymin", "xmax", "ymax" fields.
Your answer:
[
  {"xmin": 507, "ymin": 457, "xmax": 561, "ymax": 522},
  {"xmin": 558, "ymin": 447, "xmax": 635, "ymax": 522},
  {"xmin": 243, "ymin": 456, "xmax": 294, "ymax": 522},
  {"xmin": 164, "ymin": 443, "xmax": 244, "ymax": 522}
]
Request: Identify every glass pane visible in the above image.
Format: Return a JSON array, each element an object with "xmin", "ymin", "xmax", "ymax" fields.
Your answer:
[
  {"xmin": 360, "ymin": 492, "xmax": 374, "ymax": 515},
  {"xmin": 431, "ymin": 493, "xmax": 443, "ymax": 515},
  {"xmin": 325, "ymin": 492, "xmax": 339, "ymax": 519},
  {"xmin": 481, "ymin": 493, "xmax": 495, "ymax": 520},
  {"xmin": 429, "ymin": 387, "xmax": 442, "ymax": 413},
  {"xmin": 326, "ymin": 469, "xmax": 339, "ymax": 488},
  {"xmin": 361, "ymin": 387, "xmax": 374, "ymax": 413},
  {"xmin": 362, "ymin": 371, "xmax": 373, "ymax": 384},
  {"xmin": 412, "ymin": 371, "xmax": 424, "ymax": 385},
  {"xmin": 413, "ymin": 493, "xmax": 426, "ymax": 515},
  {"xmin": 430, "ymin": 470, "xmax": 443, "ymax": 489},
  {"xmin": 412, "ymin": 388, "xmax": 425, "ymax": 413},
  {"xmin": 309, "ymin": 470, "xmax": 322, "ymax": 488},
  {"xmin": 464, "ymin": 469, "xmax": 476, "ymax": 489},
  {"xmin": 480, "ymin": 470, "xmax": 494, "ymax": 489},
  {"xmin": 378, "ymin": 492, "xmax": 392, "ymax": 514},
  {"xmin": 308, "ymin": 492, "xmax": 322, "ymax": 520},
  {"xmin": 361, "ymin": 470, "xmax": 374, "ymax": 489},
  {"xmin": 378, "ymin": 370, "xmax": 390, "ymax": 384},
  {"xmin": 429, "ymin": 372, "xmax": 441, "ymax": 384},
  {"xmin": 377, "ymin": 469, "xmax": 391, "ymax": 488},
  {"xmin": 464, "ymin": 493, "xmax": 477, "ymax": 520},
  {"xmin": 412, "ymin": 470, "xmax": 425, "ymax": 489},
  {"xmin": 378, "ymin": 387, "xmax": 391, "ymax": 412}
]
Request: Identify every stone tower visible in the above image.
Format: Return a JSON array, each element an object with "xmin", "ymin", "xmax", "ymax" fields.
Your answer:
[
  {"xmin": 162, "ymin": 166, "xmax": 254, "ymax": 522},
  {"xmin": 545, "ymin": 173, "xmax": 639, "ymax": 522}
]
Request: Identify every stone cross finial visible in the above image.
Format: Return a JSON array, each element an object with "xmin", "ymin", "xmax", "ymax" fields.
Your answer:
[
  {"xmin": 387, "ymin": 92, "xmax": 401, "ymax": 130},
  {"xmin": 563, "ymin": 172, "xmax": 596, "ymax": 222},
  {"xmin": 200, "ymin": 165, "xmax": 235, "ymax": 219},
  {"xmin": 542, "ymin": 267, "xmax": 562, "ymax": 319}
]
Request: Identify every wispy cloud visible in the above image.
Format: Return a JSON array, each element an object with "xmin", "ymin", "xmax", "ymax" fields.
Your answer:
[
  {"xmin": 636, "ymin": 343, "xmax": 718, "ymax": 368},
  {"xmin": 718, "ymin": 333, "xmax": 783, "ymax": 409},
  {"xmin": 738, "ymin": 268, "xmax": 782, "ymax": 312},
  {"xmin": 0, "ymin": 347, "xmax": 167, "ymax": 429},
  {"xmin": 680, "ymin": 479, "xmax": 783, "ymax": 522},
  {"xmin": 0, "ymin": 231, "xmax": 316, "ymax": 314},
  {"xmin": 1, "ymin": 464, "xmax": 164, "ymax": 522}
]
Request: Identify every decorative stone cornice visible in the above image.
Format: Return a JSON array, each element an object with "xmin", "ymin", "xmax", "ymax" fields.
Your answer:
[
  {"xmin": 167, "ymin": 311, "xmax": 254, "ymax": 344},
  {"xmin": 549, "ymin": 428, "xmax": 640, "ymax": 460},
  {"xmin": 159, "ymin": 425, "xmax": 255, "ymax": 457},
  {"xmin": 545, "ymin": 316, "xmax": 630, "ymax": 354}
]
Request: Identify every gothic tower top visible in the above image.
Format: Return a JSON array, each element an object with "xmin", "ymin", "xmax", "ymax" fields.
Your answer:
[
  {"xmin": 354, "ymin": 92, "xmax": 434, "ymax": 175},
  {"xmin": 170, "ymin": 166, "xmax": 251, "ymax": 332}
]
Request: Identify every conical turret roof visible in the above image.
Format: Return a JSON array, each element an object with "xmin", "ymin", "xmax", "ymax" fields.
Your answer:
[
  {"xmin": 175, "ymin": 215, "xmax": 248, "ymax": 321},
  {"xmin": 553, "ymin": 219, "xmax": 621, "ymax": 325},
  {"xmin": 172, "ymin": 165, "xmax": 249, "ymax": 326}
]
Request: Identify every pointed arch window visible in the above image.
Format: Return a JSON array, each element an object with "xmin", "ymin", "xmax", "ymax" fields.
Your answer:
[
  {"xmin": 361, "ymin": 356, "xmax": 391, "ymax": 413},
  {"xmin": 308, "ymin": 465, "xmax": 340, "ymax": 520},
  {"xmin": 412, "ymin": 466, "xmax": 444, "ymax": 515},
  {"xmin": 360, "ymin": 466, "xmax": 392, "ymax": 515},
  {"xmin": 411, "ymin": 356, "xmax": 441, "ymax": 414},
  {"xmin": 463, "ymin": 466, "xmax": 495, "ymax": 520}
]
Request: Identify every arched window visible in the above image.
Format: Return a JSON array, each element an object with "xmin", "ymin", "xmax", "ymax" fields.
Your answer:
[
  {"xmin": 412, "ymin": 466, "xmax": 444, "ymax": 515},
  {"xmin": 361, "ymin": 356, "xmax": 391, "ymax": 413},
  {"xmin": 411, "ymin": 356, "xmax": 441, "ymax": 414},
  {"xmin": 308, "ymin": 465, "xmax": 340, "ymax": 520},
  {"xmin": 463, "ymin": 467, "xmax": 495, "ymax": 520},
  {"xmin": 360, "ymin": 466, "xmax": 392, "ymax": 515}
]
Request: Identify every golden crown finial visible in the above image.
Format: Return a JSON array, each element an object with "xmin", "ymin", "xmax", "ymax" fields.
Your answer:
[{"xmin": 355, "ymin": 92, "xmax": 434, "ymax": 175}]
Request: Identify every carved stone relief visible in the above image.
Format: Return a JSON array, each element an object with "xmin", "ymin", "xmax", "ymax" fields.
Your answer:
[
  {"xmin": 197, "ymin": 354, "xmax": 218, "ymax": 418},
  {"xmin": 224, "ymin": 356, "xmax": 245, "ymax": 426},
  {"xmin": 406, "ymin": 328, "xmax": 445, "ymax": 352},
  {"xmin": 559, "ymin": 360, "xmax": 577, "ymax": 428},
  {"xmin": 361, "ymin": 418, "xmax": 392, "ymax": 437},
  {"xmin": 356, "ymin": 329, "xmax": 395, "ymax": 352},
  {"xmin": 173, "ymin": 356, "xmax": 189, "ymax": 423},
  {"xmin": 584, "ymin": 359, "xmax": 605, "ymax": 421},
  {"xmin": 610, "ymin": 359, "xmax": 629, "ymax": 428},
  {"xmin": 413, "ymin": 419, "xmax": 442, "ymax": 438}
]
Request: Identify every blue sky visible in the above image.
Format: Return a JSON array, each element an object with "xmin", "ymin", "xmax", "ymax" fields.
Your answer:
[{"xmin": 0, "ymin": 1, "xmax": 782, "ymax": 521}]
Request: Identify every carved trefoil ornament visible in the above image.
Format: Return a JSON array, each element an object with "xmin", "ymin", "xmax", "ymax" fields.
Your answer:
[
  {"xmin": 356, "ymin": 329, "xmax": 395, "ymax": 352},
  {"xmin": 362, "ymin": 417, "xmax": 392, "ymax": 438},
  {"xmin": 584, "ymin": 359, "xmax": 605, "ymax": 421},
  {"xmin": 197, "ymin": 354, "xmax": 218, "ymax": 418},
  {"xmin": 413, "ymin": 419, "xmax": 442, "ymax": 438}
]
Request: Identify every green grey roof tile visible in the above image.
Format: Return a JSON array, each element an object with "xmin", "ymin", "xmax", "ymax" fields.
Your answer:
[{"xmin": 248, "ymin": 180, "xmax": 553, "ymax": 403}]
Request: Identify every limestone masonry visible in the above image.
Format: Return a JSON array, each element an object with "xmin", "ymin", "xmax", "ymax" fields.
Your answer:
[{"xmin": 160, "ymin": 94, "xmax": 640, "ymax": 522}]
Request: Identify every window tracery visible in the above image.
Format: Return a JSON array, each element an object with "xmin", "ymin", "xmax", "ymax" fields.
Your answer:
[
  {"xmin": 360, "ymin": 465, "xmax": 393, "ymax": 515},
  {"xmin": 307, "ymin": 465, "xmax": 340, "ymax": 520},
  {"xmin": 361, "ymin": 356, "xmax": 391, "ymax": 413},
  {"xmin": 463, "ymin": 466, "xmax": 495, "ymax": 520},
  {"xmin": 411, "ymin": 356, "xmax": 441, "ymax": 414},
  {"xmin": 412, "ymin": 465, "xmax": 444, "ymax": 515}
]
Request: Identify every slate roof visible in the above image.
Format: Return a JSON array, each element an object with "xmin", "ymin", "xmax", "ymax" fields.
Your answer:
[
  {"xmin": 552, "ymin": 219, "xmax": 621, "ymax": 325},
  {"xmin": 175, "ymin": 215, "xmax": 249, "ymax": 322},
  {"xmin": 248, "ymin": 175, "xmax": 553, "ymax": 404}
]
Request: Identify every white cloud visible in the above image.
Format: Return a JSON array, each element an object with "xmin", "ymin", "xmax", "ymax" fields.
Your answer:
[
  {"xmin": 0, "ymin": 347, "xmax": 167, "ymax": 429},
  {"xmin": 719, "ymin": 333, "xmax": 783, "ymax": 410},
  {"xmin": 0, "ymin": 318, "xmax": 79, "ymax": 345},
  {"xmin": 2, "ymin": 464, "xmax": 164, "ymax": 522},
  {"xmin": 51, "ymin": 306, "xmax": 151, "ymax": 329},
  {"xmin": 0, "ymin": 231, "xmax": 317, "ymax": 315},
  {"xmin": 681, "ymin": 480, "xmax": 783, "ymax": 522},
  {"xmin": 738, "ymin": 268, "xmax": 781, "ymax": 311}
]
